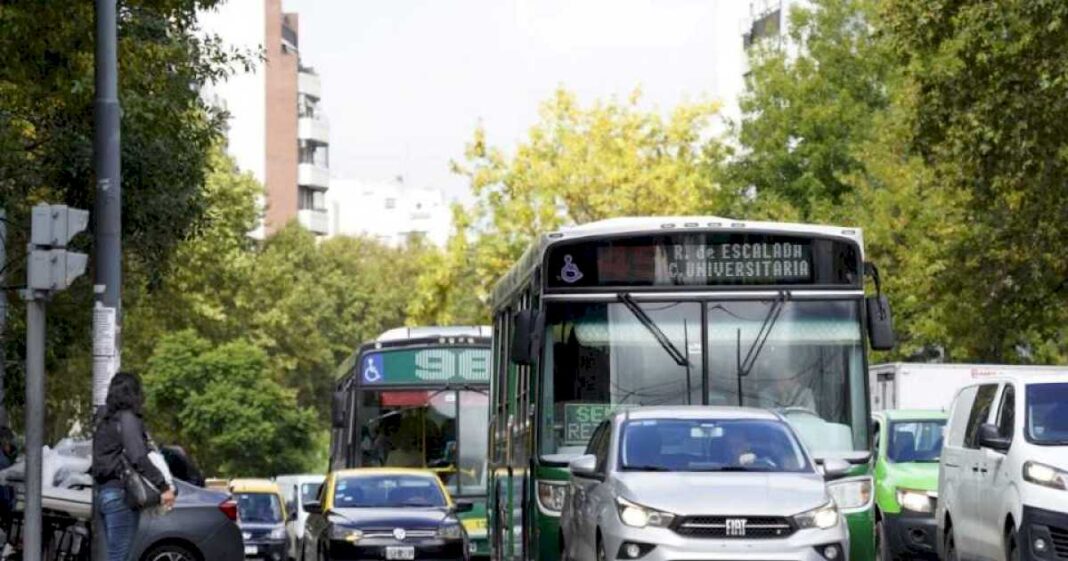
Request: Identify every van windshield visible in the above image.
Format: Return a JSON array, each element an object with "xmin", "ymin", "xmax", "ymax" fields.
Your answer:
[
  {"xmin": 887, "ymin": 420, "xmax": 945, "ymax": 463},
  {"xmin": 1027, "ymin": 383, "xmax": 1068, "ymax": 444}
]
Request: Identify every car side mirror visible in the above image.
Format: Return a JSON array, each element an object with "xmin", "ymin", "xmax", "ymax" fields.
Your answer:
[
  {"xmin": 866, "ymin": 295, "xmax": 895, "ymax": 351},
  {"xmin": 569, "ymin": 454, "xmax": 598, "ymax": 479},
  {"xmin": 453, "ymin": 501, "xmax": 474, "ymax": 513},
  {"xmin": 332, "ymin": 391, "xmax": 347, "ymax": 429},
  {"xmin": 818, "ymin": 458, "xmax": 851, "ymax": 480},
  {"xmin": 510, "ymin": 308, "xmax": 542, "ymax": 366},
  {"xmin": 303, "ymin": 501, "xmax": 322, "ymax": 515},
  {"xmin": 978, "ymin": 423, "xmax": 1011, "ymax": 453}
]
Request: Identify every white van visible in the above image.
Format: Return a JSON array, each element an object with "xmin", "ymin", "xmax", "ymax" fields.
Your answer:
[
  {"xmin": 274, "ymin": 474, "xmax": 325, "ymax": 561},
  {"xmin": 937, "ymin": 372, "xmax": 1068, "ymax": 561}
]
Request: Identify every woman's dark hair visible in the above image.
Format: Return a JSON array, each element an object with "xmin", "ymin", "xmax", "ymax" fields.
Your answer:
[{"xmin": 104, "ymin": 371, "xmax": 144, "ymax": 418}]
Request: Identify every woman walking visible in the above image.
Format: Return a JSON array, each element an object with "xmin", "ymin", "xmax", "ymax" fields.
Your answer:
[{"xmin": 91, "ymin": 372, "xmax": 176, "ymax": 561}]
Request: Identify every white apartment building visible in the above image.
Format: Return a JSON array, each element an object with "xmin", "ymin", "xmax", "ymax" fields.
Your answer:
[{"xmin": 327, "ymin": 179, "xmax": 452, "ymax": 247}]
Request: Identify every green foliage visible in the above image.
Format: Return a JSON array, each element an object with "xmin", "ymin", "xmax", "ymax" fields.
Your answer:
[{"xmin": 143, "ymin": 331, "xmax": 318, "ymax": 477}]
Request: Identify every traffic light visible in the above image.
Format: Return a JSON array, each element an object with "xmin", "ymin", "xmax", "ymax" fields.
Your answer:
[{"xmin": 27, "ymin": 204, "xmax": 90, "ymax": 294}]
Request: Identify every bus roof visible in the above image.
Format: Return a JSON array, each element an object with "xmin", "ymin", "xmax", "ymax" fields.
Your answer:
[
  {"xmin": 491, "ymin": 216, "xmax": 866, "ymax": 306},
  {"xmin": 377, "ymin": 326, "xmax": 492, "ymax": 341}
]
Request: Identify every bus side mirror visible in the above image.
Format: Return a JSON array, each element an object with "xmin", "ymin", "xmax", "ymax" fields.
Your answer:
[
  {"xmin": 332, "ymin": 391, "xmax": 347, "ymax": 429},
  {"xmin": 510, "ymin": 309, "xmax": 542, "ymax": 366},
  {"xmin": 866, "ymin": 295, "xmax": 895, "ymax": 351}
]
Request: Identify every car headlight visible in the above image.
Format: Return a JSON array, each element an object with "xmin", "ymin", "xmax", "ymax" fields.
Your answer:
[
  {"xmin": 896, "ymin": 488, "xmax": 934, "ymax": 513},
  {"xmin": 1024, "ymin": 461, "xmax": 1068, "ymax": 491},
  {"xmin": 537, "ymin": 480, "xmax": 568, "ymax": 514},
  {"xmin": 329, "ymin": 526, "xmax": 363, "ymax": 542},
  {"xmin": 438, "ymin": 524, "xmax": 464, "ymax": 540},
  {"xmin": 827, "ymin": 476, "xmax": 872, "ymax": 511},
  {"xmin": 269, "ymin": 526, "xmax": 287, "ymax": 540},
  {"xmin": 793, "ymin": 502, "xmax": 840, "ymax": 530},
  {"xmin": 615, "ymin": 497, "xmax": 675, "ymax": 529}
]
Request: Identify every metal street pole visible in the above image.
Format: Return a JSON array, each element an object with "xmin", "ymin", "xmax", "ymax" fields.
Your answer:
[
  {"xmin": 93, "ymin": 1, "xmax": 122, "ymax": 559},
  {"xmin": 23, "ymin": 298, "xmax": 45, "ymax": 561}
]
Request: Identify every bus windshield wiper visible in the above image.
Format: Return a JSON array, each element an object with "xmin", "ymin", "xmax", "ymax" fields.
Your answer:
[
  {"xmin": 737, "ymin": 291, "xmax": 788, "ymax": 377},
  {"xmin": 618, "ymin": 293, "xmax": 690, "ymax": 367}
]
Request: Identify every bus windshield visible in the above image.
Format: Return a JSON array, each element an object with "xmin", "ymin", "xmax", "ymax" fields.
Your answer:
[
  {"xmin": 539, "ymin": 299, "xmax": 867, "ymax": 460},
  {"xmin": 358, "ymin": 389, "xmax": 488, "ymax": 495}
]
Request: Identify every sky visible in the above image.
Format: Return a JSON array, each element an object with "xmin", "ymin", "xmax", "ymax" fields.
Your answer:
[{"xmin": 283, "ymin": 0, "xmax": 750, "ymax": 201}]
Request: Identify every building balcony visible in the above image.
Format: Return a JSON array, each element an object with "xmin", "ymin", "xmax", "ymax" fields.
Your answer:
[
  {"xmin": 298, "ymin": 208, "xmax": 329, "ymax": 235},
  {"xmin": 298, "ymin": 70, "xmax": 321, "ymax": 99},
  {"xmin": 298, "ymin": 116, "xmax": 329, "ymax": 144},
  {"xmin": 298, "ymin": 163, "xmax": 329, "ymax": 190}
]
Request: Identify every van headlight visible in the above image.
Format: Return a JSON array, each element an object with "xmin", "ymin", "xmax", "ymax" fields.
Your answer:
[
  {"xmin": 269, "ymin": 526, "xmax": 287, "ymax": 540},
  {"xmin": 438, "ymin": 524, "xmax": 464, "ymax": 540},
  {"xmin": 827, "ymin": 476, "xmax": 873, "ymax": 511},
  {"xmin": 537, "ymin": 481, "xmax": 568, "ymax": 514},
  {"xmin": 896, "ymin": 488, "xmax": 934, "ymax": 513},
  {"xmin": 793, "ymin": 502, "xmax": 839, "ymax": 530},
  {"xmin": 615, "ymin": 497, "xmax": 675, "ymax": 528},
  {"xmin": 1023, "ymin": 461, "xmax": 1067, "ymax": 491}
]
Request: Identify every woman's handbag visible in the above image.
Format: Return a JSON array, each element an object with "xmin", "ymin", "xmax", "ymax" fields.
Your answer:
[{"xmin": 116, "ymin": 422, "xmax": 161, "ymax": 510}]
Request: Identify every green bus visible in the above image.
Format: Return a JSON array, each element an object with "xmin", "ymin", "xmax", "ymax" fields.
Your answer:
[
  {"xmin": 486, "ymin": 217, "xmax": 895, "ymax": 561},
  {"xmin": 330, "ymin": 326, "xmax": 494, "ymax": 557}
]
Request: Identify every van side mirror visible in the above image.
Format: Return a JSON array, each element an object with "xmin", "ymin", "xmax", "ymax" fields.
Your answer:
[
  {"xmin": 510, "ymin": 309, "xmax": 542, "ymax": 366},
  {"xmin": 978, "ymin": 423, "xmax": 1011, "ymax": 453},
  {"xmin": 817, "ymin": 458, "xmax": 851, "ymax": 480},
  {"xmin": 866, "ymin": 295, "xmax": 895, "ymax": 351},
  {"xmin": 332, "ymin": 391, "xmax": 347, "ymax": 429}
]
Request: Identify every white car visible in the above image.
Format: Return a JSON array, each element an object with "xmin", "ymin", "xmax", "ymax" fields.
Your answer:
[
  {"xmin": 937, "ymin": 372, "xmax": 1068, "ymax": 561},
  {"xmin": 560, "ymin": 406, "xmax": 858, "ymax": 561},
  {"xmin": 274, "ymin": 473, "xmax": 325, "ymax": 561}
]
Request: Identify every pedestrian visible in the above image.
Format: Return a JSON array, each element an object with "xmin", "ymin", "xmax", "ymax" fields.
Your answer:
[{"xmin": 90, "ymin": 372, "xmax": 176, "ymax": 561}]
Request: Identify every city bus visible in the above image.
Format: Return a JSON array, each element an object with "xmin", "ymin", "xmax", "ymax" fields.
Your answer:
[
  {"xmin": 486, "ymin": 217, "xmax": 895, "ymax": 561},
  {"xmin": 330, "ymin": 326, "xmax": 494, "ymax": 557}
]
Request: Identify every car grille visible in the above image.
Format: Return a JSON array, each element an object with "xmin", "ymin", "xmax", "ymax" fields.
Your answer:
[
  {"xmin": 362, "ymin": 529, "xmax": 438, "ymax": 539},
  {"xmin": 673, "ymin": 516, "xmax": 794, "ymax": 539},
  {"xmin": 1049, "ymin": 524, "xmax": 1068, "ymax": 559},
  {"xmin": 243, "ymin": 528, "xmax": 273, "ymax": 540}
]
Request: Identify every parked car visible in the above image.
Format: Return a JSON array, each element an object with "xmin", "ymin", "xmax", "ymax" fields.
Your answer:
[
  {"xmin": 302, "ymin": 467, "xmax": 472, "ymax": 561},
  {"xmin": 937, "ymin": 372, "xmax": 1068, "ymax": 561},
  {"xmin": 560, "ymin": 406, "xmax": 857, "ymax": 561},
  {"xmin": 231, "ymin": 479, "xmax": 293, "ymax": 561},
  {"xmin": 871, "ymin": 410, "xmax": 947, "ymax": 561},
  {"xmin": 274, "ymin": 473, "xmax": 325, "ymax": 561},
  {"xmin": 134, "ymin": 480, "xmax": 245, "ymax": 561}
]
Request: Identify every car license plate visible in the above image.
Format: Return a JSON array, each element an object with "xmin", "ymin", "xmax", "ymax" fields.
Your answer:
[
  {"xmin": 386, "ymin": 546, "xmax": 415, "ymax": 560},
  {"xmin": 244, "ymin": 545, "xmax": 258, "ymax": 556}
]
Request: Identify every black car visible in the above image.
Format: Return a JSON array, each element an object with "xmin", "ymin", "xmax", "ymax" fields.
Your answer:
[{"xmin": 302, "ymin": 469, "xmax": 472, "ymax": 561}]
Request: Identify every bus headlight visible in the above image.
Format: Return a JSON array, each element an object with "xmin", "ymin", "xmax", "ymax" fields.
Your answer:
[
  {"xmin": 896, "ymin": 488, "xmax": 934, "ymax": 513},
  {"xmin": 615, "ymin": 497, "xmax": 675, "ymax": 529},
  {"xmin": 793, "ymin": 502, "xmax": 839, "ymax": 530},
  {"xmin": 537, "ymin": 481, "xmax": 568, "ymax": 514},
  {"xmin": 1023, "ymin": 461, "xmax": 1068, "ymax": 491},
  {"xmin": 827, "ymin": 476, "xmax": 872, "ymax": 511}
]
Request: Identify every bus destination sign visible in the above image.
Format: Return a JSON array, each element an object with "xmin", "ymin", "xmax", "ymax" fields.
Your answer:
[
  {"xmin": 358, "ymin": 347, "xmax": 491, "ymax": 386},
  {"xmin": 546, "ymin": 232, "xmax": 859, "ymax": 288}
]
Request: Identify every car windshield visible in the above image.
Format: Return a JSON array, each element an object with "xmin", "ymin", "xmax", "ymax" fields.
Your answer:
[
  {"xmin": 1027, "ymin": 383, "xmax": 1068, "ymax": 444},
  {"xmin": 235, "ymin": 492, "xmax": 283, "ymax": 524},
  {"xmin": 301, "ymin": 482, "xmax": 322, "ymax": 503},
  {"xmin": 618, "ymin": 418, "xmax": 810, "ymax": 473},
  {"xmin": 887, "ymin": 420, "xmax": 945, "ymax": 462},
  {"xmin": 333, "ymin": 474, "xmax": 447, "ymax": 508}
]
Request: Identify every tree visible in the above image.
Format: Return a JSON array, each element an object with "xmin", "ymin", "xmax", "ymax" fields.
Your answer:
[
  {"xmin": 143, "ymin": 330, "xmax": 318, "ymax": 477},
  {"xmin": 409, "ymin": 88, "xmax": 727, "ymax": 323},
  {"xmin": 882, "ymin": 0, "xmax": 1068, "ymax": 361}
]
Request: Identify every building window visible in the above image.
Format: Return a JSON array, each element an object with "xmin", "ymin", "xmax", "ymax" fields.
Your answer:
[
  {"xmin": 299, "ymin": 141, "xmax": 328, "ymax": 167},
  {"xmin": 298, "ymin": 186, "xmax": 324, "ymax": 211}
]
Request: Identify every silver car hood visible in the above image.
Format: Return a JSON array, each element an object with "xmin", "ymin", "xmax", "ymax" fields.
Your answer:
[{"xmin": 613, "ymin": 472, "xmax": 829, "ymax": 517}]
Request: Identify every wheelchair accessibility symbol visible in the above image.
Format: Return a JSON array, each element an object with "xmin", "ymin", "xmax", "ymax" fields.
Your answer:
[{"xmin": 363, "ymin": 354, "xmax": 384, "ymax": 384}]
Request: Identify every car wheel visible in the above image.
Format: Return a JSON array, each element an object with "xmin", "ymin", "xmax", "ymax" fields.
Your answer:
[
  {"xmin": 877, "ymin": 519, "xmax": 894, "ymax": 561},
  {"xmin": 143, "ymin": 544, "xmax": 198, "ymax": 561},
  {"xmin": 945, "ymin": 529, "xmax": 959, "ymax": 561},
  {"xmin": 1007, "ymin": 529, "xmax": 1020, "ymax": 561}
]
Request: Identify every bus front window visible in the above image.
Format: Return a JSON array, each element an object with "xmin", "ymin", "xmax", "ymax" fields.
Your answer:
[
  {"xmin": 539, "ymin": 301, "xmax": 704, "ymax": 459},
  {"xmin": 457, "ymin": 391, "xmax": 489, "ymax": 495},
  {"xmin": 706, "ymin": 300, "xmax": 867, "ymax": 454}
]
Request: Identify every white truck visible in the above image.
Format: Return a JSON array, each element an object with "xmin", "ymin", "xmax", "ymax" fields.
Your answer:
[{"xmin": 869, "ymin": 362, "xmax": 1068, "ymax": 412}]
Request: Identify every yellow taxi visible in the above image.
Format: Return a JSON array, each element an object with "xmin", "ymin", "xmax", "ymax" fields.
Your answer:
[
  {"xmin": 230, "ymin": 479, "xmax": 293, "ymax": 561},
  {"xmin": 301, "ymin": 468, "xmax": 472, "ymax": 561}
]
